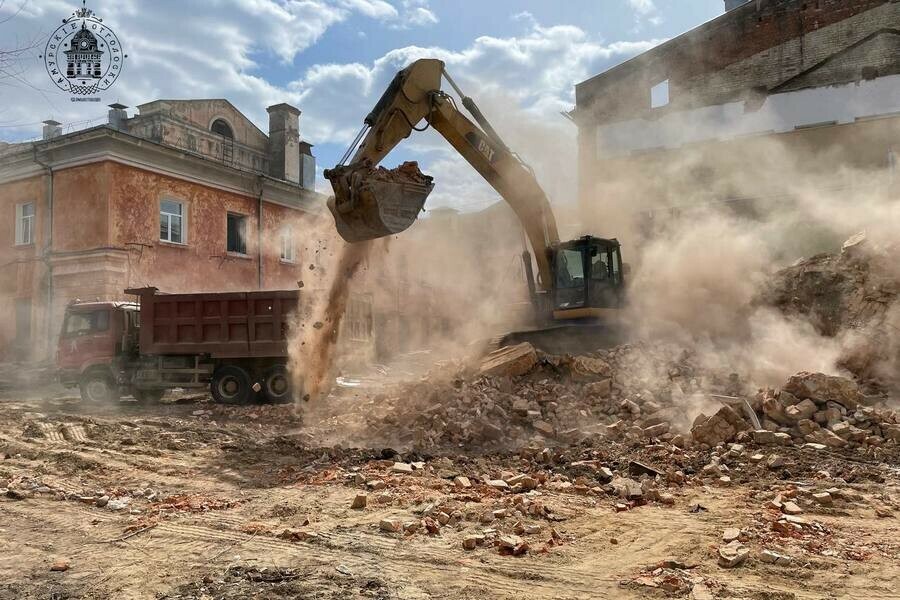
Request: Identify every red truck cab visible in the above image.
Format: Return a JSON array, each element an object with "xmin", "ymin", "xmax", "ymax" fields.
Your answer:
[{"xmin": 57, "ymin": 300, "xmax": 142, "ymax": 403}]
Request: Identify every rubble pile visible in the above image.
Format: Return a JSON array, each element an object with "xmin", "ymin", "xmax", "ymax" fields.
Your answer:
[
  {"xmin": 369, "ymin": 160, "xmax": 434, "ymax": 186},
  {"xmin": 691, "ymin": 371, "xmax": 899, "ymax": 450},
  {"xmin": 357, "ymin": 341, "xmax": 740, "ymax": 451},
  {"xmin": 765, "ymin": 232, "xmax": 900, "ymax": 389}
]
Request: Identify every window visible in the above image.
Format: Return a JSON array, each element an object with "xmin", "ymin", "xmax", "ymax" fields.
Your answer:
[
  {"xmin": 63, "ymin": 310, "xmax": 109, "ymax": 337},
  {"xmin": 555, "ymin": 248, "xmax": 585, "ymax": 289},
  {"xmin": 15, "ymin": 202, "xmax": 34, "ymax": 245},
  {"xmin": 227, "ymin": 212, "xmax": 247, "ymax": 254},
  {"xmin": 280, "ymin": 227, "xmax": 295, "ymax": 262},
  {"xmin": 591, "ymin": 250, "xmax": 610, "ymax": 281},
  {"xmin": 651, "ymin": 79, "xmax": 670, "ymax": 108},
  {"xmin": 211, "ymin": 118, "xmax": 233, "ymax": 139},
  {"xmin": 160, "ymin": 199, "xmax": 186, "ymax": 244}
]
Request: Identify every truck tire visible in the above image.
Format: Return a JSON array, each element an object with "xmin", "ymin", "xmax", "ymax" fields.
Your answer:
[
  {"xmin": 211, "ymin": 365, "xmax": 252, "ymax": 404},
  {"xmin": 262, "ymin": 365, "xmax": 292, "ymax": 404},
  {"xmin": 133, "ymin": 389, "xmax": 165, "ymax": 404},
  {"xmin": 79, "ymin": 370, "xmax": 120, "ymax": 404}
]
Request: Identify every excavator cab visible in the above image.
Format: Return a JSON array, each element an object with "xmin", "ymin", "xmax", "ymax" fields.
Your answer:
[{"xmin": 552, "ymin": 237, "xmax": 624, "ymax": 319}]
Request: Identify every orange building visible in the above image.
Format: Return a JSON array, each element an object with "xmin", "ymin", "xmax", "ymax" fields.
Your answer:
[{"xmin": 0, "ymin": 100, "xmax": 324, "ymax": 362}]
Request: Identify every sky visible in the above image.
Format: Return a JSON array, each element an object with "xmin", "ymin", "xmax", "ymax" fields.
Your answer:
[{"xmin": 0, "ymin": 0, "xmax": 724, "ymax": 210}]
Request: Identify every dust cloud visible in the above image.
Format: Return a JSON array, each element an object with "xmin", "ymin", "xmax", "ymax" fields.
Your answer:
[
  {"xmin": 288, "ymin": 226, "xmax": 374, "ymax": 404},
  {"xmin": 581, "ymin": 127, "xmax": 900, "ymax": 392},
  {"xmin": 290, "ymin": 69, "xmax": 898, "ymax": 423}
]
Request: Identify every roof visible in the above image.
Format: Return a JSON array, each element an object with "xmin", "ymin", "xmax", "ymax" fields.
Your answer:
[
  {"xmin": 135, "ymin": 98, "xmax": 270, "ymax": 140},
  {"xmin": 68, "ymin": 300, "xmax": 139, "ymax": 310}
]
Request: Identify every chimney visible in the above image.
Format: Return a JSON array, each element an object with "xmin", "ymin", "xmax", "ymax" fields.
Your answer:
[
  {"xmin": 108, "ymin": 103, "xmax": 129, "ymax": 129},
  {"xmin": 724, "ymin": 0, "xmax": 750, "ymax": 10},
  {"xmin": 42, "ymin": 119, "xmax": 62, "ymax": 140},
  {"xmin": 298, "ymin": 141, "xmax": 316, "ymax": 190},
  {"xmin": 266, "ymin": 103, "xmax": 301, "ymax": 183}
]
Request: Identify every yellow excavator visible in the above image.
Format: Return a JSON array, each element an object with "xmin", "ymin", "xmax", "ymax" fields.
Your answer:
[{"xmin": 324, "ymin": 58, "xmax": 626, "ymax": 353}]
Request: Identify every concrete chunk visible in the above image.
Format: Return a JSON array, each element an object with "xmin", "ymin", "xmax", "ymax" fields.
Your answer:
[{"xmin": 479, "ymin": 343, "xmax": 537, "ymax": 377}]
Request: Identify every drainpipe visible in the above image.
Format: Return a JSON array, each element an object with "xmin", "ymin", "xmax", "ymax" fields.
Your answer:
[
  {"xmin": 32, "ymin": 145, "xmax": 54, "ymax": 359},
  {"xmin": 257, "ymin": 176, "xmax": 264, "ymax": 289}
]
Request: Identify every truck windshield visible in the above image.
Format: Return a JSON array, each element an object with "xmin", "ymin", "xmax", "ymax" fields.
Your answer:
[{"xmin": 63, "ymin": 310, "xmax": 110, "ymax": 337}]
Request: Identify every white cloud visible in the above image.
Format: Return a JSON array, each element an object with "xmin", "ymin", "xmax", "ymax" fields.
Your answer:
[
  {"xmin": 338, "ymin": 0, "xmax": 398, "ymax": 20},
  {"xmin": 389, "ymin": 0, "xmax": 438, "ymax": 29},
  {"xmin": 0, "ymin": 3, "xmax": 659, "ymax": 211},
  {"xmin": 285, "ymin": 20, "xmax": 661, "ymax": 207},
  {"xmin": 628, "ymin": 0, "xmax": 656, "ymax": 15},
  {"xmin": 0, "ymin": 0, "xmax": 392, "ymax": 136},
  {"xmin": 627, "ymin": 0, "xmax": 663, "ymax": 27},
  {"xmin": 404, "ymin": 6, "xmax": 438, "ymax": 27}
]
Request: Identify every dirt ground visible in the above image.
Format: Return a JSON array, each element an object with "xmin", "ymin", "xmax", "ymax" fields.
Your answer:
[{"xmin": 1, "ymin": 388, "xmax": 899, "ymax": 600}]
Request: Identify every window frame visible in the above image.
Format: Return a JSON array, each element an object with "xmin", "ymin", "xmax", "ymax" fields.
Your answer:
[
  {"xmin": 15, "ymin": 202, "xmax": 35, "ymax": 246},
  {"xmin": 279, "ymin": 226, "xmax": 295, "ymax": 262},
  {"xmin": 226, "ymin": 212, "xmax": 248, "ymax": 255},
  {"xmin": 159, "ymin": 197, "xmax": 187, "ymax": 245}
]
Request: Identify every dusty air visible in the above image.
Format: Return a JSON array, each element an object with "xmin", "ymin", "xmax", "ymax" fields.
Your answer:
[{"xmin": 0, "ymin": 1, "xmax": 899, "ymax": 598}]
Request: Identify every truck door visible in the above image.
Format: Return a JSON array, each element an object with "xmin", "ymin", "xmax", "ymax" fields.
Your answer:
[{"xmin": 58, "ymin": 308, "xmax": 117, "ymax": 370}]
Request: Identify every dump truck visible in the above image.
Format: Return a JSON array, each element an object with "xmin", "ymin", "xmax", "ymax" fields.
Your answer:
[
  {"xmin": 325, "ymin": 58, "xmax": 627, "ymax": 354},
  {"xmin": 57, "ymin": 287, "xmax": 299, "ymax": 404}
]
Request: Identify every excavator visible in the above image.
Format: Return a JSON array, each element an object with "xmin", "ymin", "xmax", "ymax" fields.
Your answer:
[{"xmin": 324, "ymin": 58, "xmax": 626, "ymax": 353}]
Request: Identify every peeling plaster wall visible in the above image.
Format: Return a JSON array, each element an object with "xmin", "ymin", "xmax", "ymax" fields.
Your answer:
[
  {"xmin": 0, "ymin": 176, "xmax": 46, "ymax": 360},
  {"xmin": 107, "ymin": 162, "xmax": 309, "ymax": 294},
  {"xmin": 52, "ymin": 164, "xmax": 111, "ymax": 252}
]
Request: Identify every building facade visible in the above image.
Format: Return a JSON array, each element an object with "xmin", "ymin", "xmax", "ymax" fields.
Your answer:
[
  {"xmin": 66, "ymin": 24, "xmax": 103, "ymax": 79},
  {"xmin": 0, "ymin": 100, "xmax": 323, "ymax": 362},
  {"xmin": 574, "ymin": 0, "xmax": 900, "ymax": 246}
]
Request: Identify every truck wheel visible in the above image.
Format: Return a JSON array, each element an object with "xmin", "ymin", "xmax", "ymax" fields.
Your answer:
[
  {"xmin": 262, "ymin": 365, "xmax": 292, "ymax": 404},
  {"xmin": 79, "ymin": 371, "xmax": 120, "ymax": 404},
  {"xmin": 211, "ymin": 365, "xmax": 252, "ymax": 404},
  {"xmin": 133, "ymin": 389, "xmax": 165, "ymax": 404}
]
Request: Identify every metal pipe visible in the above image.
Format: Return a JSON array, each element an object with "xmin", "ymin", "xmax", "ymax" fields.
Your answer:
[
  {"xmin": 32, "ymin": 145, "xmax": 54, "ymax": 359},
  {"xmin": 257, "ymin": 176, "xmax": 264, "ymax": 289}
]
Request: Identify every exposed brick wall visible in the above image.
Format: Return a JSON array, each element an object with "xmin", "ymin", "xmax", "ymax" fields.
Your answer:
[{"xmin": 575, "ymin": 0, "xmax": 898, "ymax": 124}]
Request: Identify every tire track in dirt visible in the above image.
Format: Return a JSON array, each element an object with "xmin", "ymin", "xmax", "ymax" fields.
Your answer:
[
  {"xmin": 153, "ymin": 520, "xmax": 612, "ymax": 598},
  {"xmin": 62, "ymin": 424, "xmax": 88, "ymax": 443},
  {"xmin": 36, "ymin": 422, "xmax": 66, "ymax": 442}
]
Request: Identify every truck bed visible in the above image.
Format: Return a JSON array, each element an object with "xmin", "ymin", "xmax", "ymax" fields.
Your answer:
[{"xmin": 126, "ymin": 287, "xmax": 299, "ymax": 359}]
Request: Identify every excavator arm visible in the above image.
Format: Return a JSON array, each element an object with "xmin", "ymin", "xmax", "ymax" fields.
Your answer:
[{"xmin": 325, "ymin": 58, "xmax": 560, "ymax": 292}]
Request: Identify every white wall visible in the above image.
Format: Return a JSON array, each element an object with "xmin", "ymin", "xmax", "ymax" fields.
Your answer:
[{"xmin": 595, "ymin": 74, "xmax": 900, "ymax": 159}]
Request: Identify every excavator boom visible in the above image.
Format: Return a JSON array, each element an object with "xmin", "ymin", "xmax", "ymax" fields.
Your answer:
[
  {"xmin": 325, "ymin": 58, "xmax": 559, "ymax": 292},
  {"xmin": 325, "ymin": 58, "xmax": 627, "ymax": 351}
]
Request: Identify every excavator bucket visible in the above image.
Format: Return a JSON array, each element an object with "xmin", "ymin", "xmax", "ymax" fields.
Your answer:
[{"xmin": 325, "ymin": 161, "xmax": 434, "ymax": 243}]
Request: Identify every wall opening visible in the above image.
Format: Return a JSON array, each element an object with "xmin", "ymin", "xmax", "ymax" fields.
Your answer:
[
  {"xmin": 211, "ymin": 118, "xmax": 234, "ymax": 139},
  {"xmin": 227, "ymin": 212, "xmax": 248, "ymax": 254},
  {"xmin": 651, "ymin": 79, "xmax": 670, "ymax": 108}
]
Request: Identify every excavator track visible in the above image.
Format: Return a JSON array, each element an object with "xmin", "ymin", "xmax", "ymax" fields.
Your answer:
[{"xmin": 492, "ymin": 323, "xmax": 626, "ymax": 355}]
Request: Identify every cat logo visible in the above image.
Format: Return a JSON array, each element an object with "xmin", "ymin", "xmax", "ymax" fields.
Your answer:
[{"xmin": 465, "ymin": 132, "xmax": 498, "ymax": 163}]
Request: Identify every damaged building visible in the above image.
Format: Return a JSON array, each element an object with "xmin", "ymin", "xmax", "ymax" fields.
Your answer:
[
  {"xmin": 0, "ymin": 100, "xmax": 328, "ymax": 362},
  {"xmin": 574, "ymin": 0, "xmax": 900, "ymax": 246}
]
